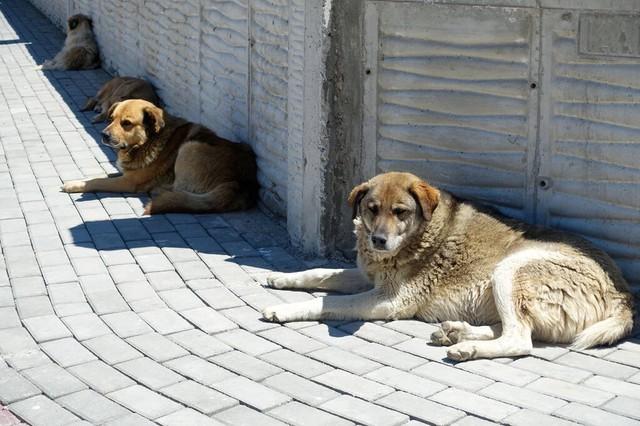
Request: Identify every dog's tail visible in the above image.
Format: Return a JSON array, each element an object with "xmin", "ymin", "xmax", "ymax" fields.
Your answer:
[
  {"xmin": 144, "ymin": 182, "xmax": 257, "ymax": 215},
  {"xmin": 570, "ymin": 296, "xmax": 634, "ymax": 350}
]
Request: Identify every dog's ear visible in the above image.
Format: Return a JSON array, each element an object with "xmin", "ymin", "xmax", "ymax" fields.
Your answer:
[
  {"xmin": 143, "ymin": 104, "xmax": 165, "ymax": 133},
  {"xmin": 106, "ymin": 102, "xmax": 120, "ymax": 122},
  {"xmin": 409, "ymin": 180, "xmax": 440, "ymax": 221},
  {"xmin": 348, "ymin": 182, "xmax": 369, "ymax": 219},
  {"xmin": 68, "ymin": 16, "xmax": 78, "ymax": 30}
]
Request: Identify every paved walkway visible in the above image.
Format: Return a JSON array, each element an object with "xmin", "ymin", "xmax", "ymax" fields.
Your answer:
[{"xmin": 0, "ymin": 1, "xmax": 639, "ymax": 425}]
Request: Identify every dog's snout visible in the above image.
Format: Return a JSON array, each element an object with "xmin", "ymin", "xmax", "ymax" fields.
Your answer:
[{"xmin": 371, "ymin": 234, "xmax": 387, "ymax": 250}]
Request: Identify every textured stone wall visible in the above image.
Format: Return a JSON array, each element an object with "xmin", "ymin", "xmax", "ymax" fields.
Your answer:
[{"xmin": 29, "ymin": 0, "xmax": 302, "ymax": 219}]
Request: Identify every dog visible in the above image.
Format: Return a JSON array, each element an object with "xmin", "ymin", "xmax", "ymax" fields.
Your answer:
[
  {"xmin": 61, "ymin": 99, "xmax": 258, "ymax": 214},
  {"xmin": 41, "ymin": 14, "xmax": 99, "ymax": 70},
  {"xmin": 263, "ymin": 172, "xmax": 634, "ymax": 361},
  {"xmin": 81, "ymin": 77, "xmax": 160, "ymax": 123}
]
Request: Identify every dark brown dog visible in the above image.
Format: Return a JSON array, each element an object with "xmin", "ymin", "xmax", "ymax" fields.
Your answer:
[
  {"xmin": 41, "ymin": 14, "xmax": 99, "ymax": 70},
  {"xmin": 82, "ymin": 77, "xmax": 160, "ymax": 123},
  {"xmin": 61, "ymin": 99, "xmax": 258, "ymax": 214}
]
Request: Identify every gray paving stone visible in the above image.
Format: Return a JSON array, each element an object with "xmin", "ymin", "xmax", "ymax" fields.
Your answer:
[
  {"xmin": 217, "ymin": 328, "xmax": 280, "ymax": 356},
  {"xmin": 320, "ymin": 394, "xmax": 408, "ymax": 426},
  {"xmin": 47, "ymin": 282, "xmax": 86, "ymax": 305},
  {"xmin": 526, "ymin": 377, "xmax": 614, "ymax": 406},
  {"xmin": 196, "ymin": 287, "xmax": 244, "ymax": 310},
  {"xmin": 135, "ymin": 254, "xmax": 174, "ymax": 273},
  {"xmin": 167, "ymin": 329, "xmax": 232, "ymax": 358},
  {"xmin": 603, "ymin": 396, "xmax": 640, "ymax": 420},
  {"xmin": 260, "ymin": 349, "xmax": 332, "ymax": 379},
  {"xmin": 70, "ymin": 256, "xmax": 109, "ymax": 277},
  {"xmin": 22, "ymin": 363, "xmax": 87, "ymax": 398},
  {"xmin": 68, "ymin": 360, "xmax": 136, "ymax": 394},
  {"xmin": 314, "ymin": 369, "xmax": 394, "ymax": 401},
  {"xmin": 220, "ymin": 306, "xmax": 278, "ymax": 333},
  {"xmin": 102, "ymin": 413, "xmax": 156, "ymax": 426},
  {"xmin": 308, "ymin": 346, "xmax": 382, "ymax": 376},
  {"xmin": 101, "ymin": 311, "xmax": 153, "ymax": 338},
  {"xmin": 57, "ymin": 389, "xmax": 130, "ymax": 424},
  {"xmin": 85, "ymin": 290, "xmax": 129, "ymax": 315},
  {"xmin": 160, "ymin": 380, "xmax": 237, "ymax": 415},
  {"xmin": 83, "ymin": 334, "xmax": 143, "ymax": 364},
  {"xmin": 139, "ymin": 308, "xmax": 193, "ymax": 335},
  {"xmin": 108, "ymin": 264, "xmax": 146, "ymax": 284},
  {"xmin": 379, "ymin": 391, "xmax": 465, "ymax": 425},
  {"xmin": 158, "ymin": 407, "xmax": 225, "ymax": 426},
  {"xmin": 431, "ymin": 388, "xmax": 520, "ymax": 422},
  {"xmin": 157, "ymin": 288, "xmax": 204, "ymax": 311},
  {"xmin": 174, "ymin": 260, "xmax": 213, "ymax": 280},
  {"xmin": 352, "ymin": 341, "xmax": 427, "ymax": 371},
  {"xmin": 116, "ymin": 357, "xmax": 184, "ymax": 390},
  {"xmin": 556, "ymin": 352, "xmax": 637, "ymax": 380},
  {"xmin": 453, "ymin": 417, "xmax": 500, "ymax": 426},
  {"xmin": 108, "ymin": 385, "xmax": 183, "ymax": 420},
  {"xmin": 503, "ymin": 409, "xmax": 578, "ymax": 426},
  {"xmin": 583, "ymin": 375, "xmax": 640, "ymax": 400},
  {"xmin": 605, "ymin": 350, "xmax": 640, "ymax": 368},
  {"xmin": 10, "ymin": 276, "xmax": 46, "ymax": 298},
  {"xmin": 213, "ymin": 376, "xmax": 291, "ymax": 411},
  {"xmin": 164, "ymin": 355, "xmax": 235, "ymax": 386},
  {"xmin": 413, "ymin": 361, "xmax": 494, "ymax": 392},
  {"xmin": 340, "ymin": 321, "xmax": 411, "ymax": 346},
  {"xmin": 210, "ymin": 350, "xmax": 282, "ymax": 381},
  {"xmin": 9, "ymin": 395, "xmax": 80, "ymax": 426},
  {"xmin": 22, "ymin": 314, "xmax": 71, "ymax": 342},
  {"xmin": 180, "ymin": 306, "xmax": 238, "ymax": 334},
  {"xmin": 146, "ymin": 271, "xmax": 185, "ymax": 291},
  {"xmin": 384, "ymin": 320, "xmax": 442, "ymax": 340},
  {"xmin": 125, "ymin": 332, "xmax": 189, "ymax": 362},
  {"xmin": 262, "ymin": 371, "xmax": 340, "ymax": 406},
  {"xmin": 258, "ymin": 326, "xmax": 326, "ymax": 354},
  {"xmin": 554, "ymin": 402, "xmax": 639, "ymax": 426},
  {"xmin": 61, "ymin": 312, "xmax": 111, "ymax": 341},
  {"xmin": 0, "ymin": 367, "xmax": 41, "ymax": 404},
  {"xmin": 299, "ymin": 324, "xmax": 367, "ymax": 349},
  {"xmin": 365, "ymin": 366, "xmax": 446, "ymax": 398},
  {"xmin": 394, "ymin": 337, "xmax": 451, "ymax": 361},
  {"xmin": 269, "ymin": 401, "xmax": 354, "ymax": 426},
  {"xmin": 40, "ymin": 337, "xmax": 97, "ymax": 367},
  {"xmin": 0, "ymin": 307, "xmax": 20, "ymax": 329},
  {"xmin": 215, "ymin": 405, "xmax": 287, "ymax": 426},
  {"xmin": 480, "ymin": 382, "xmax": 567, "ymax": 414},
  {"xmin": 510, "ymin": 356, "xmax": 592, "ymax": 383},
  {"xmin": 458, "ymin": 359, "xmax": 540, "ymax": 387}
]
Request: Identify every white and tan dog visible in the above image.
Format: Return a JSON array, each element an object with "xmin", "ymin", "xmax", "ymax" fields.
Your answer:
[
  {"xmin": 41, "ymin": 14, "xmax": 99, "ymax": 70},
  {"xmin": 263, "ymin": 172, "xmax": 634, "ymax": 361}
]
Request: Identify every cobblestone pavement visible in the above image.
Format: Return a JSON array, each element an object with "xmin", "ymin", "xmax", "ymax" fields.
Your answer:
[{"xmin": 1, "ymin": 1, "xmax": 639, "ymax": 425}]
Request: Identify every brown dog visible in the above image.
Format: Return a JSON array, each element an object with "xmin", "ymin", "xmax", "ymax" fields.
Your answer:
[
  {"xmin": 61, "ymin": 99, "xmax": 258, "ymax": 214},
  {"xmin": 41, "ymin": 14, "xmax": 99, "ymax": 70},
  {"xmin": 264, "ymin": 172, "xmax": 634, "ymax": 360},
  {"xmin": 82, "ymin": 77, "xmax": 160, "ymax": 123}
]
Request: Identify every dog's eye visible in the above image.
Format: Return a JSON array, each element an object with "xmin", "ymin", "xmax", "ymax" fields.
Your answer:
[
  {"xmin": 393, "ymin": 207, "xmax": 408, "ymax": 216},
  {"xmin": 121, "ymin": 120, "xmax": 132, "ymax": 127},
  {"xmin": 368, "ymin": 205, "xmax": 379, "ymax": 215}
]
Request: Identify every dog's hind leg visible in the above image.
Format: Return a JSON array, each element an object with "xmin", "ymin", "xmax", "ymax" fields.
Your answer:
[
  {"xmin": 81, "ymin": 97, "xmax": 97, "ymax": 112},
  {"xmin": 267, "ymin": 269, "xmax": 372, "ymax": 294},
  {"xmin": 446, "ymin": 251, "xmax": 543, "ymax": 361}
]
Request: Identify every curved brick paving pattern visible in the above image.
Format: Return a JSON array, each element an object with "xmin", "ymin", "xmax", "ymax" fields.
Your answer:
[{"xmin": 0, "ymin": 1, "xmax": 640, "ymax": 425}]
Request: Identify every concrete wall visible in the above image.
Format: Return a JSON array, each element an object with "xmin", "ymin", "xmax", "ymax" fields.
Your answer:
[{"xmin": 29, "ymin": 0, "xmax": 640, "ymax": 293}]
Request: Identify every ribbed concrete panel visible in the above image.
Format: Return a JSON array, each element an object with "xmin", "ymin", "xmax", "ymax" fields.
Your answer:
[
  {"xmin": 250, "ymin": 0, "xmax": 289, "ymax": 215},
  {"xmin": 200, "ymin": 0, "xmax": 249, "ymax": 143},
  {"xmin": 365, "ymin": 3, "xmax": 539, "ymax": 221},
  {"xmin": 539, "ymin": 11, "xmax": 640, "ymax": 290}
]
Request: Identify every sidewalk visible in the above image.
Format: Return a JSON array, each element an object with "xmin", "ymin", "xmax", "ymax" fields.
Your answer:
[{"xmin": 0, "ymin": 1, "xmax": 639, "ymax": 425}]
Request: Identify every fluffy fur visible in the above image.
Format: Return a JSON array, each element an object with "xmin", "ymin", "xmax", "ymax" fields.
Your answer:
[
  {"xmin": 263, "ymin": 172, "xmax": 634, "ymax": 361},
  {"xmin": 82, "ymin": 77, "xmax": 160, "ymax": 123},
  {"xmin": 41, "ymin": 14, "xmax": 99, "ymax": 70},
  {"xmin": 61, "ymin": 99, "xmax": 258, "ymax": 214}
]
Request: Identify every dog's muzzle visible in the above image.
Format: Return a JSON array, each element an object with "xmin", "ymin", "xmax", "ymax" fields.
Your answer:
[{"xmin": 101, "ymin": 132, "xmax": 125, "ymax": 149}]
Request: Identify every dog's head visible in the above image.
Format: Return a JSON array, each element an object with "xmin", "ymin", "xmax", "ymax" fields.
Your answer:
[
  {"xmin": 67, "ymin": 14, "xmax": 92, "ymax": 32},
  {"xmin": 349, "ymin": 172, "xmax": 440, "ymax": 256},
  {"xmin": 102, "ymin": 99, "xmax": 164, "ymax": 150}
]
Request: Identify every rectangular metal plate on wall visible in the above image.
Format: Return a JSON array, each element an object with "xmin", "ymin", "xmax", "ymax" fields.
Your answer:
[{"xmin": 579, "ymin": 12, "xmax": 640, "ymax": 58}]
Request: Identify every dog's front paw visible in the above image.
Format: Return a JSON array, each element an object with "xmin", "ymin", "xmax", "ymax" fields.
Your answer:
[
  {"xmin": 431, "ymin": 321, "xmax": 467, "ymax": 346},
  {"xmin": 262, "ymin": 304, "xmax": 300, "ymax": 322},
  {"xmin": 447, "ymin": 341, "xmax": 478, "ymax": 362},
  {"xmin": 266, "ymin": 272, "xmax": 298, "ymax": 289},
  {"xmin": 60, "ymin": 180, "xmax": 85, "ymax": 193},
  {"xmin": 143, "ymin": 201, "xmax": 153, "ymax": 216}
]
